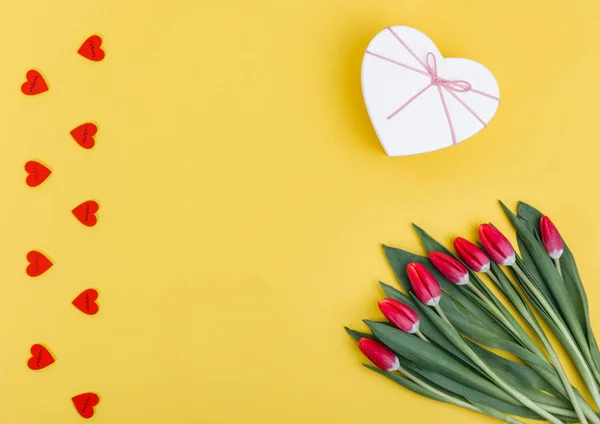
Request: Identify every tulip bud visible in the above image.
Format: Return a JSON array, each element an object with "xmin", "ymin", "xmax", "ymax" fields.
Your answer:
[
  {"xmin": 540, "ymin": 216, "xmax": 564, "ymax": 260},
  {"xmin": 358, "ymin": 338, "xmax": 400, "ymax": 372},
  {"xmin": 406, "ymin": 262, "xmax": 442, "ymax": 306},
  {"xmin": 428, "ymin": 252, "xmax": 469, "ymax": 285},
  {"xmin": 479, "ymin": 224, "xmax": 516, "ymax": 266},
  {"xmin": 378, "ymin": 298, "xmax": 420, "ymax": 333},
  {"xmin": 454, "ymin": 237, "xmax": 491, "ymax": 272}
]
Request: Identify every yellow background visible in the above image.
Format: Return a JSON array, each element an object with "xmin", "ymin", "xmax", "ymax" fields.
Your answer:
[{"xmin": 0, "ymin": 0, "xmax": 599, "ymax": 423}]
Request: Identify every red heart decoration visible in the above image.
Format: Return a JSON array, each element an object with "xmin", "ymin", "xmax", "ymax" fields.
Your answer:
[
  {"xmin": 21, "ymin": 70, "xmax": 48, "ymax": 95},
  {"xmin": 70, "ymin": 123, "xmax": 97, "ymax": 149},
  {"xmin": 27, "ymin": 343, "xmax": 55, "ymax": 370},
  {"xmin": 78, "ymin": 35, "xmax": 105, "ymax": 62},
  {"xmin": 25, "ymin": 160, "xmax": 52, "ymax": 187},
  {"xmin": 72, "ymin": 201, "xmax": 99, "ymax": 227},
  {"xmin": 73, "ymin": 289, "xmax": 99, "ymax": 315},
  {"xmin": 72, "ymin": 392, "xmax": 100, "ymax": 419},
  {"xmin": 26, "ymin": 251, "xmax": 53, "ymax": 277}
]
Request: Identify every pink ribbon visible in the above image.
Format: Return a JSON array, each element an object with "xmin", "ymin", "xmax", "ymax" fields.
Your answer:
[{"xmin": 366, "ymin": 27, "xmax": 500, "ymax": 146}]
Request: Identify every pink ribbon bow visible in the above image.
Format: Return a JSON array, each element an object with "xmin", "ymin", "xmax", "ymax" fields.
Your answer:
[
  {"xmin": 424, "ymin": 53, "xmax": 471, "ymax": 93},
  {"xmin": 366, "ymin": 27, "xmax": 500, "ymax": 146}
]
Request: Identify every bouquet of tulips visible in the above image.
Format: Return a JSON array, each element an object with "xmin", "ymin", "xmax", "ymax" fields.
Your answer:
[{"xmin": 346, "ymin": 202, "xmax": 600, "ymax": 424}]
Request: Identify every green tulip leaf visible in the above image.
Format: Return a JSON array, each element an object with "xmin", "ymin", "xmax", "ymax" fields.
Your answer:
[
  {"xmin": 468, "ymin": 343, "xmax": 565, "ymax": 403},
  {"xmin": 344, "ymin": 327, "xmax": 373, "ymax": 342}
]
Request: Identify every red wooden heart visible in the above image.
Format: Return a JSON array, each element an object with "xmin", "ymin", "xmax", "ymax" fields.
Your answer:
[
  {"xmin": 72, "ymin": 201, "xmax": 99, "ymax": 227},
  {"xmin": 73, "ymin": 289, "xmax": 99, "ymax": 315},
  {"xmin": 25, "ymin": 161, "xmax": 52, "ymax": 187},
  {"xmin": 27, "ymin": 344, "xmax": 55, "ymax": 370},
  {"xmin": 26, "ymin": 251, "xmax": 53, "ymax": 277},
  {"xmin": 72, "ymin": 392, "xmax": 100, "ymax": 419},
  {"xmin": 70, "ymin": 123, "xmax": 97, "ymax": 149},
  {"xmin": 21, "ymin": 70, "xmax": 48, "ymax": 95},
  {"xmin": 78, "ymin": 35, "xmax": 105, "ymax": 61}
]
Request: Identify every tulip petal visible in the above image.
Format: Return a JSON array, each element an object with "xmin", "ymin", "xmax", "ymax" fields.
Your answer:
[
  {"xmin": 540, "ymin": 216, "xmax": 564, "ymax": 259},
  {"xmin": 454, "ymin": 237, "xmax": 491, "ymax": 273},
  {"xmin": 407, "ymin": 262, "xmax": 442, "ymax": 305},
  {"xmin": 358, "ymin": 338, "xmax": 400, "ymax": 372},
  {"xmin": 429, "ymin": 252, "xmax": 469, "ymax": 285},
  {"xmin": 379, "ymin": 298, "xmax": 420, "ymax": 333},
  {"xmin": 479, "ymin": 224, "xmax": 516, "ymax": 266}
]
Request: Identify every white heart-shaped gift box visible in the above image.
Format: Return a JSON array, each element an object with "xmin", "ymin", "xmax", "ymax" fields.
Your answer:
[{"xmin": 361, "ymin": 26, "xmax": 500, "ymax": 156}]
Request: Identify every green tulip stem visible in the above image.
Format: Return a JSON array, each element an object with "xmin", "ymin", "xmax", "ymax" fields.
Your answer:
[
  {"xmin": 469, "ymin": 348, "xmax": 565, "ymax": 424},
  {"xmin": 432, "ymin": 300, "xmax": 565, "ymax": 424},
  {"xmin": 433, "ymin": 303, "xmax": 451, "ymax": 326},
  {"xmin": 485, "ymin": 269, "xmax": 502, "ymax": 288},
  {"xmin": 415, "ymin": 330, "xmax": 429, "ymax": 342},
  {"xmin": 467, "ymin": 282, "xmax": 523, "ymax": 340},
  {"xmin": 554, "ymin": 258, "xmax": 562, "ymax": 278},
  {"xmin": 512, "ymin": 264, "xmax": 600, "ymax": 410},
  {"xmin": 397, "ymin": 366, "xmax": 526, "ymax": 424},
  {"xmin": 472, "ymin": 276, "xmax": 590, "ymax": 423}
]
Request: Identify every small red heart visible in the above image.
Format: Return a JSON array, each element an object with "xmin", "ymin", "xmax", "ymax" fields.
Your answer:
[
  {"xmin": 26, "ymin": 251, "xmax": 53, "ymax": 277},
  {"xmin": 73, "ymin": 289, "xmax": 99, "ymax": 315},
  {"xmin": 72, "ymin": 392, "xmax": 100, "ymax": 419},
  {"xmin": 70, "ymin": 123, "xmax": 97, "ymax": 149},
  {"xmin": 78, "ymin": 35, "xmax": 105, "ymax": 62},
  {"xmin": 25, "ymin": 161, "xmax": 52, "ymax": 187},
  {"xmin": 27, "ymin": 343, "xmax": 55, "ymax": 370},
  {"xmin": 72, "ymin": 201, "xmax": 99, "ymax": 227},
  {"xmin": 21, "ymin": 70, "xmax": 48, "ymax": 95}
]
